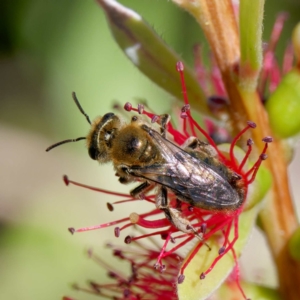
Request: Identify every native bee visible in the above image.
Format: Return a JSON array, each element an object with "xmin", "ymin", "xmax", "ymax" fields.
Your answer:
[{"xmin": 47, "ymin": 93, "xmax": 245, "ymax": 241}]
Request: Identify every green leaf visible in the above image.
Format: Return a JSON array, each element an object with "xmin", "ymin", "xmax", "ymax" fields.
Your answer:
[
  {"xmin": 96, "ymin": 0, "xmax": 209, "ymax": 116},
  {"xmin": 177, "ymin": 206, "xmax": 259, "ymax": 300}
]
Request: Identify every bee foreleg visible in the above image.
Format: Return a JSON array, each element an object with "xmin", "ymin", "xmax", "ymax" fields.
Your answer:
[
  {"xmin": 130, "ymin": 181, "xmax": 152, "ymax": 199},
  {"xmin": 156, "ymin": 186, "xmax": 203, "ymax": 241}
]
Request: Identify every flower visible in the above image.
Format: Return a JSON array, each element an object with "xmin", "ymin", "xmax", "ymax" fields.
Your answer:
[
  {"xmin": 63, "ymin": 243, "xmax": 181, "ymax": 300},
  {"xmin": 62, "ymin": 62, "xmax": 271, "ymax": 299}
]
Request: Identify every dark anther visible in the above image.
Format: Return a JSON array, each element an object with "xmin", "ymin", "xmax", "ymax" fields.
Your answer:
[
  {"xmin": 124, "ymin": 235, "xmax": 132, "ymax": 244},
  {"xmin": 68, "ymin": 227, "xmax": 75, "ymax": 235},
  {"xmin": 161, "ymin": 233, "xmax": 168, "ymax": 240},
  {"xmin": 123, "ymin": 289, "xmax": 131, "ymax": 297},
  {"xmin": 218, "ymin": 246, "xmax": 226, "ymax": 255},
  {"xmin": 260, "ymin": 153, "xmax": 268, "ymax": 160},
  {"xmin": 178, "ymin": 274, "xmax": 185, "ymax": 284},
  {"xmin": 131, "ymin": 116, "xmax": 138, "ymax": 122},
  {"xmin": 200, "ymin": 273, "xmax": 206, "ymax": 280},
  {"xmin": 107, "ymin": 271, "xmax": 117, "ymax": 278},
  {"xmin": 63, "ymin": 175, "xmax": 69, "ymax": 186},
  {"xmin": 124, "ymin": 102, "xmax": 132, "ymax": 111},
  {"xmin": 107, "ymin": 202, "xmax": 114, "ymax": 211},
  {"xmin": 114, "ymin": 227, "xmax": 120, "ymax": 237},
  {"xmin": 113, "ymin": 249, "xmax": 124, "ymax": 258},
  {"xmin": 160, "ymin": 265, "xmax": 166, "ymax": 272},
  {"xmin": 200, "ymin": 223, "xmax": 207, "ymax": 234},
  {"xmin": 176, "ymin": 61, "xmax": 184, "ymax": 71},
  {"xmin": 262, "ymin": 136, "xmax": 273, "ymax": 143},
  {"xmin": 181, "ymin": 104, "xmax": 190, "ymax": 112},
  {"xmin": 181, "ymin": 111, "xmax": 188, "ymax": 119},
  {"xmin": 247, "ymin": 138, "xmax": 254, "ymax": 146},
  {"xmin": 247, "ymin": 121, "xmax": 257, "ymax": 128}
]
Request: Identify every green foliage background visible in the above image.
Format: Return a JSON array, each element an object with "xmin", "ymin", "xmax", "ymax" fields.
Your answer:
[{"xmin": 0, "ymin": 1, "xmax": 299, "ymax": 299}]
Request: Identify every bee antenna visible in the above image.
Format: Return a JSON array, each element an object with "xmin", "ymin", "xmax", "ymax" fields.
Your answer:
[
  {"xmin": 46, "ymin": 137, "xmax": 86, "ymax": 152},
  {"xmin": 72, "ymin": 92, "xmax": 91, "ymax": 125},
  {"xmin": 46, "ymin": 92, "xmax": 90, "ymax": 152}
]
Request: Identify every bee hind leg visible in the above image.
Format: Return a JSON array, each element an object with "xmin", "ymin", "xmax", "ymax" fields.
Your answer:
[
  {"xmin": 156, "ymin": 186, "xmax": 203, "ymax": 241},
  {"xmin": 182, "ymin": 137, "xmax": 218, "ymax": 158}
]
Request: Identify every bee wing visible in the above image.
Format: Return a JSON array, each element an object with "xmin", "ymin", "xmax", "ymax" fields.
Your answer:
[{"xmin": 130, "ymin": 127, "xmax": 241, "ymax": 210}]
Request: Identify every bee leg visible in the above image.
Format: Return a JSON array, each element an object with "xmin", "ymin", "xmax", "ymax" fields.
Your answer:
[
  {"xmin": 156, "ymin": 186, "xmax": 203, "ymax": 241},
  {"xmin": 182, "ymin": 137, "xmax": 218, "ymax": 158},
  {"xmin": 183, "ymin": 137, "xmax": 243, "ymax": 187},
  {"xmin": 130, "ymin": 181, "xmax": 152, "ymax": 199},
  {"xmin": 159, "ymin": 114, "xmax": 171, "ymax": 138},
  {"xmin": 116, "ymin": 174, "xmax": 134, "ymax": 184}
]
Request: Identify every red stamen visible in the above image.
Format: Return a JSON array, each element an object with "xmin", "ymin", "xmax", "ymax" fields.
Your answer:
[
  {"xmin": 155, "ymin": 233, "xmax": 172, "ymax": 268},
  {"xmin": 64, "ymin": 175, "xmax": 130, "ymax": 198},
  {"xmin": 203, "ymin": 217, "xmax": 239, "ymax": 277},
  {"xmin": 246, "ymin": 137, "xmax": 272, "ymax": 183},
  {"xmin": 130, "ymin": 230, "xmax": 171, "ymax": 243},
  {"xmin": 230, "ymin": 249, "xmax": 249, "ymax": 300},
  {"xmin": 129, "ymin": 212, "xmax": 171, "ymax": 229},
  {"xmin": 238, "ymin": 138, "xmax": 254, "ymax": 172},
  {"xmin": 180, "ymin": 239, "xmax": 203, "ymax": 276},
  {"xmin": 71, "ymin": 216, "xmax": 131, "ymax": 233},
  {"xmin": 229, "ymin": 122, "xmax": 256, "ymax": 169},
  {"xmin": 176, "ymin": 61, "xmax": 198, "ymax": 137}
]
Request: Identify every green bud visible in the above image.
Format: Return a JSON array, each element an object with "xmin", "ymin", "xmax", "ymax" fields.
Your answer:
[
  {"xmin": 265, "ymin": 69, "xmax": 300, "ymax": 138},
  {"xmin": 288, "ymin": 227, "xmax": 300, "ymax": 261}
]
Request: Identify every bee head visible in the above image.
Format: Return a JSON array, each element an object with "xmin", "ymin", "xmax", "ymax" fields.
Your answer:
[{"xmin": 87, "ymin": 113, "xmax": 122, "ymax": 162}]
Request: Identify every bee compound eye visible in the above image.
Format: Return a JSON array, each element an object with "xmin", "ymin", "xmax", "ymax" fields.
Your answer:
[
  {"xmin": 88, "ymin": 146, "xmax": 98, "ymax": 160},
  {"xmin": 102, "ymin": 112, "xmax": 115, "ymax": 122}
]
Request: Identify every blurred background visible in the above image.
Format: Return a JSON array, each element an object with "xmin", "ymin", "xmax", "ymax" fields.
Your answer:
[{"xmin": 0, "ymin": 0, "xmax": 299, "ymax": 299}]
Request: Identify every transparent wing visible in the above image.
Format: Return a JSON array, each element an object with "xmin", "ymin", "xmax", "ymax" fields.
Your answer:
[{"xmin": 129, "ymin": 127, "xmax": 242, "ymax": 210}]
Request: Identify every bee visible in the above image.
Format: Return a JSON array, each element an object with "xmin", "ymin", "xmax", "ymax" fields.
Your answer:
[{"xmin": 47, "ymin": 92, "xmax": 245, "ymax": 240}]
